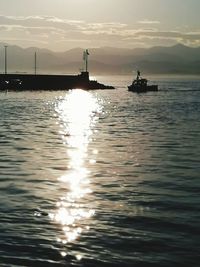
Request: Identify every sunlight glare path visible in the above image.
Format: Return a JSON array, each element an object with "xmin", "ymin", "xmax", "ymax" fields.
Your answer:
[{"xmin": 50, "ymin": 89, "xmax": 102, "ymax": 252}]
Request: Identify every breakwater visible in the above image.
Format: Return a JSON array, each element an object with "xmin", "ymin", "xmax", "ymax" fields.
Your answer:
[{"xmin": 0, "ymin": 71, "xmax": 114, "ymax": 90}]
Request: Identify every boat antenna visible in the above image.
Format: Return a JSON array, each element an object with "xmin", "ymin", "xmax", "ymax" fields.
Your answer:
[
  {"xmin": 137, "ymin": 70, "xmax": 141, "ymax": 80},
  {"xmin": 83, "ymin": 49, "xmax": 89, "ymax": 72}
]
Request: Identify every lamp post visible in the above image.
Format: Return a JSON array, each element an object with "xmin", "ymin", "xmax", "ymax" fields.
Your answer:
[
  {"xmin": 34, "ymin": 52, "xmax": 37, "ymax": 75},
  {"xmin": 4, "ymin": 45, "xmax": 8, "ymax": 74}
]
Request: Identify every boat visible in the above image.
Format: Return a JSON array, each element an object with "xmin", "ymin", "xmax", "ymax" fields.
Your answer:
[{"xmin": 128, "ymin": 71, "xmax": 158, "ymax": 92}]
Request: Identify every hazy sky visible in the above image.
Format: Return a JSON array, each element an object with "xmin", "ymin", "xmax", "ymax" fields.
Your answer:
[{"xmin": 0, "ymin": 0, "xmax": 200, "ymax": 51}]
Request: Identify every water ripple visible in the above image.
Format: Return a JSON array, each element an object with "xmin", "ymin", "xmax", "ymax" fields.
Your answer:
[{"xmin": 0, "ymin": 79, "xmax": 200, "ymax": 266}]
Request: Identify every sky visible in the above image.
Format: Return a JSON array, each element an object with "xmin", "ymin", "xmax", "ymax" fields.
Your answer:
[{"xmin": 0, "ymin": 0, "xmax": 200, "ymax": 51}]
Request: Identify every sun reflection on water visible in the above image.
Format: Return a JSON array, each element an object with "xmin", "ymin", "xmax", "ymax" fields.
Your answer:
[{"xmin": 50, "ymin": 89, "xmax": 102, "ymax": 256}]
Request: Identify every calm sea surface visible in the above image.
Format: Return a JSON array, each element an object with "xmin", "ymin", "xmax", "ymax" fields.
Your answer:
[{"xmin": 0, "ymin": 76, "xmax": 200, "ymax": 267}]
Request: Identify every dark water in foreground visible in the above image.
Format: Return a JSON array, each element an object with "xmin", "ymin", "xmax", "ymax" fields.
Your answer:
[{"xmin": 0, "ymin": 76, "xmax": 200, "ymax": 267}]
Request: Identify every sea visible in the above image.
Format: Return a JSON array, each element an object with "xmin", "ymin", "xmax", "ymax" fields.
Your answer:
[{"xmin": 0, "ymin": 75, "xmax": 200, "ymax": 267}]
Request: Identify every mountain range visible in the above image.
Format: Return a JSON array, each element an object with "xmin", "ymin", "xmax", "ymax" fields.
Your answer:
[{"xmin": 0, "ymin": 43, "xmax": 200, "ymax": 75}]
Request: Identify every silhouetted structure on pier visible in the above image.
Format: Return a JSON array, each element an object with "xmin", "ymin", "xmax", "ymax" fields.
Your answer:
[{"xmin": 0, "ymin": 48, "xmax": 114, "ymax": 91}]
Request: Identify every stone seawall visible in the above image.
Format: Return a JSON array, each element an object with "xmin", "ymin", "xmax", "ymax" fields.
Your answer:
[{"xmin": 0, "ymin": 72, "xmax": 114, "ymax": 90}]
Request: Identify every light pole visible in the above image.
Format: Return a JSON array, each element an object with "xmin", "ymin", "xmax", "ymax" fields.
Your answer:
[
  {"xmin": 34, "ymin": 52, "xmax": 37, "ymax": 75},
  {"xmin": 4, "ymin": 45, "xmax": 8, "ymax": 74}
]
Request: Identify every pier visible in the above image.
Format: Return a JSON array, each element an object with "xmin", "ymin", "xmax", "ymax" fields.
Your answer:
[
  {"xmin": 0, "ymin": 71, "xmax": 114, "ymax": 91},
  {"xmin": 0, "ymin": 48, "xmax": 114, "ymax": 91}
]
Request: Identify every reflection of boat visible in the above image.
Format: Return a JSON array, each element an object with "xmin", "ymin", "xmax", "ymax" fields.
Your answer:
[{"xmin": 128, "ymin": 71, "xmax": 158, "ymax": 92}]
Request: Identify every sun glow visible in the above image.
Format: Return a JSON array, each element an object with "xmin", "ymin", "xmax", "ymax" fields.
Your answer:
[{"xmin": 50, "ymin": 89, "xmax": 102, "ymax": 251}]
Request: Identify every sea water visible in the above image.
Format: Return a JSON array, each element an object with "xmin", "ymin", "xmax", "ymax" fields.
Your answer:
[{"xmin": 0, "ymin": 76, "xmax": 200, "ymax": 267}]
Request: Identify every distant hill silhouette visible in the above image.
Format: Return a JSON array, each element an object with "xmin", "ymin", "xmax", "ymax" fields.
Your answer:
[{"xmin": 0, "ymin": 43, "xmax": 200, "ymax": 75}]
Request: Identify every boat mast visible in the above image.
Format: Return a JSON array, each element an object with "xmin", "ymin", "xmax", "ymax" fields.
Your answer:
[{"xmin": 137, "ymin": 70, "xmax": 141, "ymax": 80}]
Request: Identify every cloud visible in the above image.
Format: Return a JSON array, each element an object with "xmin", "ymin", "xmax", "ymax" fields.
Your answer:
[
  {"xmin": 138, "ymin": 20, "xmax": 160, "ymax": 24},
  {"xmin": 0, "ymin": 14, "xmax": 200, "ymax": 50},
  {"xmin": 79, "ymin": 22, "xmax": 127, "ymax": 30},
  {"xmin": 133, "ymin": 29, "xmax": 200, "ymax": 41}
]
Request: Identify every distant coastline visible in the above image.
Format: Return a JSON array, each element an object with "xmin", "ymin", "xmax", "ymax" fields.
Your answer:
[{"xmin": 1, "ymin": 43, "xmax": 200, "ymax": 75}]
